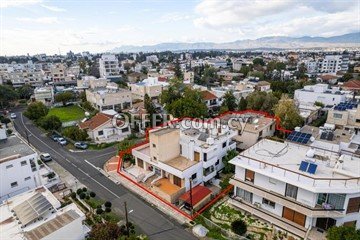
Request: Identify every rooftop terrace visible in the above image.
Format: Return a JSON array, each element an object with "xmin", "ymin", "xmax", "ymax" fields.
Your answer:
[{"xmin": 0, "ymin": 135, "xmax": 35, "ymax": 162}]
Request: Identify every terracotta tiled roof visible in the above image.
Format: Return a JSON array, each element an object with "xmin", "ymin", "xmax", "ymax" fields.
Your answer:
[
  {"xmin": 179, "ymin": 185, "xmax": 212, "ymax": 206},
  {"xmin": 200, "ymin": 90, "xmax": 217, "ymax": 101},
  {"xmin": 320, "ymin": 74, "xmax": 338, "ymax": 81},
  {"xmin": 343, "ymin": 80, "xmax": 360, "ymax": 90},
  {"xmin": 79, "ymin": 113, "xmax": 111, "ymax": 130}
]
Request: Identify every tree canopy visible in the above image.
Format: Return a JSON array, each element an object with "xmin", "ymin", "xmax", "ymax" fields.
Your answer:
[
  {"xmin": 221, "ymin": 91, "xmax": 237, "ymax": 112},
  {"xmin": 326, "ymin": 225, "xmax": 360, "ymax": 240},
  {"xmin": 17, "ymin": 84, "xmax": 34, "ymax": 100},
  {"xmin": 274, "ymin": 95, "xmax": 304, "ymax": 130},
  {"xmin": 0, "ymin": 85, "xmax": 18, "ymax": 108},
  {"xmin": 39, "ymin": 115, "xmax": 62, "ymax": 131},
  {"xmin": 55, "ymin": 92, "xmax": 74, "ymax": 106},
  {"xmin": 246, "ymin": 91, "xmax": 279, "ymax": 114},
  {"xmin": 24, "ymin": 102, "xmax": 49, "ymax": 121}
]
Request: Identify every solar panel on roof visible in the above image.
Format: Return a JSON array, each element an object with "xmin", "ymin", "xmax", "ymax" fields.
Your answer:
[
  {"xmin": 299, "ymin": 161, "xmax": 309, "ymax": 172},
  {"xmin": 307, "ymin": 163, "xmax": 318, "ymax": 174}
]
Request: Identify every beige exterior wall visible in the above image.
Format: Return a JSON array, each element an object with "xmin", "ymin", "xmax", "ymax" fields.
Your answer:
[
  {"xmin": 326, "ymin": 108, "xmax": 360, "ymax": 128},
  {"xmin": 149, "ymin": 129, "xmax": 180, "ymax": 163},
  {"xmin": 130, "ymin": 84, "xmax": 163, "ymax": 99},
  {"xmin": 86, "ymin": 89, "xmax": 132, "ymax": 111},
  {"xmin": 50, "ymin": 63, "xmax": 66, "ymax": 82}
]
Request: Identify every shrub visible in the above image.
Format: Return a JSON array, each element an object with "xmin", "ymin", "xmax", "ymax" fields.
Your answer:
[
  {"xmin": 85, "ymin": 195, "xmax": 90, "ymax": 200},
  {"xmin": 104, "ymin": 201, "xmax": 112, "ymax": 208},
  {"xmin": 82, "ymin": 187, "xmax": 87, "ymax": 192},
  {"xmin": 62, "ymin": 126, "xmax": 89, "ymax": 141},
  {"xmin": 70, "ymin": 192, "xmax": 76, "ymax": 199},
  {"xmin": 89, "ymin": 191, "xmax": 96, "ymax": 198},
  {"xmin": 231, "ymin": 219, "xmax": 247, "ymax": 235},
  {"xmin": 38, "ymin": 115, "xmax": 62, "ymax": 131},
  {"xmin": 79, "ymin": 193, "xmax": 86, "ymax": 199},
  {"xmin": 6, "ymin": 129, "xmax": 12, "ymax": 135},
  {"xmin": 76, "ymin": 188, "xmax": 83, "ymax": 195},
  {"xmin": 96, "ymin": 208, "xmax": 103, "ymax": 215},
  {"xmin": 105, "ymin": 207, "xmax": 111, "ymax": 213}
]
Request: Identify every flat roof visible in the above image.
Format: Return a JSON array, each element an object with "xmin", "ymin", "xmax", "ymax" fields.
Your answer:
[
  {"xmin": 150, "ymin": 127, "xmax": 178, "ymax": 136},
  {"xmin": 0, "ymin": 135, "xmax": 35, "ymax": 162},
  {"xmin": 163, "ymin": 155, "xmax": 198, "ymax": 171}
]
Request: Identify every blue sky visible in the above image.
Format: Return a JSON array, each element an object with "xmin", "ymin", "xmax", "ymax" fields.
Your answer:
[{"xmin": 1, "ymin": 0, "xmax": 359, "ymax": 55}]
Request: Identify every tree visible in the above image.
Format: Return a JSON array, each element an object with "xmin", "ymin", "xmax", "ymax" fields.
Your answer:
[
  {"xmin": 140, "ymin": 66, "xmax": 148, "ymax": 75},
  {"xmin": 253, "ymin": 58, "xmax": 265, "ymax": 66},
  {"xmin": 200, "ymin": 65, "xmax": 217, "ymax": 86},
  {"xmin": 248, "ymin": 71, "xmax": 264, "ymax": 80},
  {"xmin": 327, "ymin": 225, "xmax": 360, "ymax": 240},
  {"xmin": 231, "ymin": 219, "xmax": 247, "ymax": 235},
  {"xmin": 222, "ymin": 91, "xmax": 237, "ymax": 111},
  {"xmin": 274, "ymin": 95, "xmax": 304, "ymax": 130},
  {"xmin": 89, "ymin": 223, "xmax": 122, "ymax": 240},
  {"xmin": 174, "ymin": 59, "xmax": 183, "ymax": 80},
  {"xmin": 144, "ymin": 94, "xmax": 156, "ymax": 127},
  {"xmin": 0, "ymin": 85, "xmax": 18, "ymax": 108},
  {"xmin": 24, "ymin": 102, "xmax": 49, "ymax": 120},
  {"xmin": 239, "ymin": 65, "xmax": 251, "ymax": 76},
  {"xmin": 55, "ymin": 92, "xmax": 74, "ymax": 106},
  {"xmin": 39, "ymin": 115, "xmax": 62, "ymax": 131},
  {"xmin": 341, "ymin": 73, "xmax": 354, "ymax": 82},
  {"xmin": 62, "ymin": 126, "xmax": 88, "ymax": 141},
  {"xmin": 160, "ymin": 77, "xmax": 185, "ymax": 106},
  {"xmin": 222, "ymin": 150, "xmax": 238, "ymax": 174},
  {"xmin": 17, "ymin": 84, "xmax": 33, "ymax": 99},
  {"xmin": 238, "ymin": 97, "xmax": 247, "ymax": 111},
  {"xmin": 246, "ymin": 92, "xmax": 278, "ymax": 114},
  {"xmin": 1, "ymin": 117, "xmax": 11, "ymax": 127}
]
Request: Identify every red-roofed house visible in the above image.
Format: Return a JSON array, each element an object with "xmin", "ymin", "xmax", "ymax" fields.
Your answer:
[
  {"xmin": 317, "ymin": 74, "xmax": 339, "ymax": 85},
  {"xmin": 179, "ymin": 185, "xmax": 212, "ymax": 211},
  {"xmin": 79, "ymin": 112, "xmax": 131, "ymax": 143},
  {"xmin": 200, "ymin": 90, "xmax": 221, "ymax": 111},
  {"xmin": 343, "ymin": 80, "xmax": 360, "ymax": 91}
]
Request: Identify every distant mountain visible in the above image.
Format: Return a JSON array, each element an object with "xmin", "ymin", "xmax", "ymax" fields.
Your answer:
[{"xmin": 111, "ymin": 32, "xmax": 360, "ymax": 53}]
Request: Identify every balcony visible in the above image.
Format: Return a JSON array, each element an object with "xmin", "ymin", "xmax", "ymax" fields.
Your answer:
[
  {"xmin": 151, "ymin": 178, "xmax": 186, "ymax": 203},
  {"xmin": 230, "ymin": 177, "xmax": 345, "ymax": 218}
]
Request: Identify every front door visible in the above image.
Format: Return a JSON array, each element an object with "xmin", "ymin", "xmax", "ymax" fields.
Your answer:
[{"xmin": 316, "ymin": 218, "xmax": 336, "ymax": 230}]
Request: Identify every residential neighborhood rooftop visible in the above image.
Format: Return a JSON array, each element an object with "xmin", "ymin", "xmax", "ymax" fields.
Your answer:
[{"xmin": 0, "ymin": 135, "xmax": 35, "ymax": 162}]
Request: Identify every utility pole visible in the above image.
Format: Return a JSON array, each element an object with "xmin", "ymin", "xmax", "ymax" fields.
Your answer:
[
  {"xmin": 124, "ymin": 201, "xmax": 129, "ymax": 236},
  {"xmin": 189, "ymin": 179, "xmax": 193, "ymax": 216}
]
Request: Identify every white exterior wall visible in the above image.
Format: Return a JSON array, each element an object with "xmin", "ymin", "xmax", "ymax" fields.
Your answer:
[{"xmin": 0, "ymin": 153, "xmax": 40, "ymax": 202}]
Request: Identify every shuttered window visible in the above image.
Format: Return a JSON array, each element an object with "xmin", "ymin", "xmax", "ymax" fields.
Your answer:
[
  {"xmin": 347, "ymin": 197, "xmax": 360, "ymax": 214},
  {"xmin": 282, "ymin": 207, "xmax": 306, "ymax": 227},
  {"xmin": 245, "ymin": 169, "xmax": 255, "ymax": 183}
]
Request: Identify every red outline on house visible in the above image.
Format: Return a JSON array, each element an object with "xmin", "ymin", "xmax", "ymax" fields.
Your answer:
[{"xmin": 116, "ymin": 110, "xmax": 290, "ymax": 221}]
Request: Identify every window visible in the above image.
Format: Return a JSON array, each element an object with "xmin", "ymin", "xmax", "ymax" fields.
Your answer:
[
  {"xmin": 98, "ymin": 130, "xmax": 104, "ymax": 136},
  {"xmin": 152, "ymin": 144, "xmax": 156, "ymax": 148},
  {"xmin": 11, "ymin": 182, "xmax": 18, "ymax": 188},
  {"xmin": 268, "ymin": 178, "xmax": 277, "ymax": 185},
  {"xmin": 236, "ymin": 188, "xmax": 252, "ymax": 203},
  {"xmin": 245, "ymin": 169, "xmax": 255, "ymax": 183},
  {"xmin": 180, "ymin": 145, "xmax": 182, "ymax": 154},
  {"xmin": 262, "ymin": 198, "xmax": 275, "ymax": 208},
  {"xmin": 121, "ymin": 127, "xmax": 129, "ymax": 133},
  {"xmin": 215, "ymin": 159, "xmax": 219, "ymax": 165},
  {"xmin": 173, "ymin": 176, "xmax": 182, "ymax": 187},
  {"xmin": 24, "ymin": 176, "xmax": 31, "ymax": 181},
  {"xmin": 282, "ymin": 207, "xmax": 306, "ymax": 226},
  {"xmin": 347, "ymin": 197, "xmax": 360, "ymax": 214},
  {"xmin": 191, "ymin": 173, "xmax": 197, "ymax": 180},
  {"xmin": 285, "ymin": 184, "xmax": 298, "ymax": 199},
  {"xmin": 333, "ymin": 113, "xmax": 343, "ymax": 119},
  {"xmin": 203, "ymin": 153, "xmax": 207, "ymax": 162},
  {"xmin": 21, "ymin": 161, "xmax": 27, "ymax": 166},
  {"xmin": 317, "ymin": 193, "xmax": 346, "ymax": 210},
  {"xmin": 222, "ymin": 142, "xmax": 227, "ymax": 148},
  {"xmin": 6, "ymin": 164, "xmax": 13, "ymax": 169}
]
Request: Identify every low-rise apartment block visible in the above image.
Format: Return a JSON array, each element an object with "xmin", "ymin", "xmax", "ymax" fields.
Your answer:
[
  {"xmin": 50, "ymin": 63, "xmax": 66, "ymax": 83},
  {"xmin": 129, "ymin": 77, "xmax": 169, "ymax": 100},
  {"xmin": 99, "ymin": 54, "xmax": 120, "ymax": 80},
  {"xmin": 33, "ymin": 86, "xmax": 54, "ymax": 106},
  {"xmin": 229, "ymin": 138, "xmax": 360, "ymax": 239},
  {"xmin": 326, "ymin": 102, "xmax": 360, "ymax": 132}
]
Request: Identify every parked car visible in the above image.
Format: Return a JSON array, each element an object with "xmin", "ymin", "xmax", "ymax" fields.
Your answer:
[
  {"xmin": 40, "ymin": 153, "xmax": 52, "ymax": 162},
  {"xmin": 50, "ymin": 133, "xmax": 60, "ymax": 141},
  {"xmin": 57, "ymin": 137, "xmax": 67, "ymax": 146},
  {"xmin": 74, "ymin": 142, "xmax": 88, "ymax": 150},
  {"xmin": 10, "ymin": 113, "xmax": 17, "ymax": 119}
]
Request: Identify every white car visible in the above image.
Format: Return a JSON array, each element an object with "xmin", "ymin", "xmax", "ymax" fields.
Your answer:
[
  {"xmin": 10, "ymin": 113, "xmax": 17, "ymax": 119},
  {"xmin": 57, "ymin": 137, "xmax": 67, "ymax": 146},
  {"xmin": 40, "ymin": 153, "xmax": 52, "ymax": 162}
]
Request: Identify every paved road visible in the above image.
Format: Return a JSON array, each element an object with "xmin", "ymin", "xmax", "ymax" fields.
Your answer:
[{"xmin": 13, "ymin": 111, "xmax": 196, "ymax": 240}]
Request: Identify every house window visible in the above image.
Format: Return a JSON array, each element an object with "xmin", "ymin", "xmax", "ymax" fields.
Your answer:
[
  {"xmin": 180, "ymin": 145, "xmax": 182, "ymax": 154},
  {"xmin": 121, "ymin": 127, "xmax": 129, "ymax": 132},
  {"xmin": 317, "ymin": 193, "xmax": 346, "ymax": 210},
  {"xmin": 24, "ymin": 176, "xmax": 31, "ymax": 181},
  {"xmin": 152, "ymin": 144, "xmax": 156, "ymax": 148},
  {"xmin": 191, "ymin": 173, "xmax": 197, "ymax": 180},
  {"xmin": 236, "ymin": 188, "xmax": 252, "ymax": 203},
  {"xmin": 347, "ymin": 197, "xmax": 360, "ymax": 214},
  {"xmin": 222, "ymin": 142, "xmax": 227, "ymax": 148},
  {"xmin": 333, "ymin": 113, "xmax": 342, "ymax": 119},
  {"xmin": 285, "ymin": 184, "xmax": 298, "ymax": 199},
  {"xmin": 203, "ymin": 153, "xmax": 207, "ymax": 162},
  {"xmin": 262, "ymin": 198, "xmax": 276, "ymax": 208},
  {"xmin": 282, "ymin": 207, "xmax": 306, "ymax": 226},
  {"xmin": 173, "ymin": 176, "xmax": 182, "ymax": 187},
  {"xmin": 245, "ymin": 169, "xmax": 255, "ymax": 183},
  {"xmin": 98, "ymin": 130, "xmax": 104, "ymax": 136},
  {"xmin": 6, "ymin": 164, "xmax": 13, "ymax": 169},
  {"xmin": 259, "ymin": 130, "xmax": 263, "ymax": 137},
  {"xmin": 21, "ymin": 161, "xmax": 27, "ymax": 166},
  {"xmin": 11, "ymin": 182, "xmax": 18, "ymax": 188},
  {"xmin": 215, "ymin": 159, "xmax": 219, "ymax": 165}
]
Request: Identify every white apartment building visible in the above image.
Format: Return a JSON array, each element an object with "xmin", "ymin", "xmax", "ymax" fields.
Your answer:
[
  {"xmin": 128, "ymin": 120, "xmax": 237, "ymax": 203},
  {"xmin": 146, "ymin": 55, "xmax": 159, "ymax": 63},
  {"xmin": 294, "ymin": 84, "xmax": 350, "ymax": 106},
  {"xmin": 129, "ymin": 77, "xmax": 169, "ymax": 100},
  {"xmin": 85, "ymin": 83, "xmax": 132, "ymax": 111},
  {"xmin": 318, "ymin": 55, "xmax": 349, "ymax": 74},
  {"xmin": 0, "ymin": 186, "xmax": 89, "ymax": 240},
  {"xmin": 326, "ymin": 102, "xmax": 360, "ymax": 132},
  {"xmin": 99, "ymin": 54, "xmax": 120, "ymax": 80},
  {"xmin": 0, "ymin": 135, "xmax": 59, "ymax": 203},
  {"xmin": 0, "ymin": 62, "xmax": 44, "ymax": 87},
  {"xmin": 233, "ymin": 60, "xmax": 243, "ymax": 71},
  {"xmin": 229, "ymin": 139, "xmax": 360, "ymax": 239},
  {"xmin": 33, "ymin": 86, "xmax": 54, "ymax": 106}
]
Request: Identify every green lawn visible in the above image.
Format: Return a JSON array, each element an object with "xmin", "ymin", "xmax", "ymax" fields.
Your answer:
[{"xmin": 48, "ymin": 105, "xmax": 85, "ymax": 122}]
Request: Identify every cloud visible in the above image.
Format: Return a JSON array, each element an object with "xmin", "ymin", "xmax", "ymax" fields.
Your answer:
[
  {"xmin": 155, "ymin": 12, "xmax": 193, "ymax": 24},
  {"xmin": 0, "ymin": 0, "xmax": 42, "ymax": 8},
  {"xmin": 16, "ymin": 17, "xmax": 59, "ymax": 24},
  {"xmin": 40, "ymin": 4, "xmax": 66, "ymax": 12}
]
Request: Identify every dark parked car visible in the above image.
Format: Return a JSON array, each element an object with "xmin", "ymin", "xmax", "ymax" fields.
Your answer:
[
  {"xmin": 40, "ymin": 153, "xmax": 52, "ymax": 162},
  {"xmin": 74, "ymin": 142, "xmax": 88, "ymax": 150}
]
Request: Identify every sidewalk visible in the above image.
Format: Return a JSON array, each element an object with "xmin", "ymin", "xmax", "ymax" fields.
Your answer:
[{"xmin": 104, "ymin": 156, "xmax": 192, "ymax": 225}]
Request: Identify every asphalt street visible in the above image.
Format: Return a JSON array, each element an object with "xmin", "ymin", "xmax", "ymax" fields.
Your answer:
[{"xmin": 13, "ymin": 110, "xmax": 196, "ymax": 240}]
